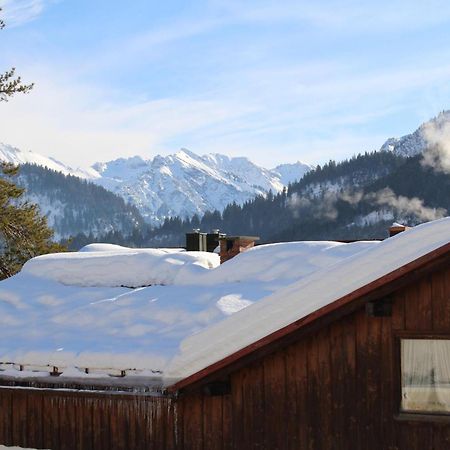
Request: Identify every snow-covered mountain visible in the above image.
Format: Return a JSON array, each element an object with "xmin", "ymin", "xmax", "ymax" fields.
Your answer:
[
  {"xmin": 0, "ymin": 142, "xmax": 97, "ymax": 179},
  {"xmin": 380, "ymin": 110, "xmax": 450, "ymax": 157},
  {"xmin": 273, "ymin": 162, "xmax": 315, "ymax": 185},
  {"xmin": 0, "ymin": 144, "xmax": 312, "ymax": 226},
  {"xmin": 91, "ymin": 149, "xmax": 311, "ymax": 224}
]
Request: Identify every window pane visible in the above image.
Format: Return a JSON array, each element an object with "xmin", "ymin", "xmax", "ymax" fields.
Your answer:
[{"xmin": 401, "ymin": 339, "xmax": 450, "ymax": 413}]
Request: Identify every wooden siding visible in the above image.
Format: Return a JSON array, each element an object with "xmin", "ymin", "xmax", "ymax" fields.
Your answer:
[{"xmin": 0, "ymin": 265, "xmax": 449, "ymax": 449}]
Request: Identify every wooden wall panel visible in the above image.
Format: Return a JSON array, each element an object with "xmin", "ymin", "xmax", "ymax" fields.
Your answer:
[
  {"xmin": 263, "ymin": 351, "xmax": 286, "ymax": 450},
  {"xmin": 433, "ymin": 425, "xmax": 450, "ymax": 449},
  {"xmin": 75, "ymin": 396, "xmax": 93, "ymax": 450},
  {"xmin": 42, "ymin": 395, "xmax": 59, "ymax": 450},
  {"xmin": 405, "ymin": 277, "xmax": 433, "ymax": 330},
  {"xmin": 25, "ymin": 391, "xmax": 42, "ymax": 449},
  {"xmin": 356, "ymin": 311, "xmax": 383, "ymax": 450},
  {"xmin": 230, "ymin": 370, "xmax": 244, "ymax": 448},
  {"xmin": 240, "ymin": 362, "xmax": 265, "ymax": 449},
  {"xmin": 329, "ymin": 315, "xmax": 357, "ymax": 450},
  {"xmin": 222, "ymin": 394, "xmax": 232, "ymax": 450},
  {"xmin": 285, "ymin": 339, "xmax": 308, "ymax": 450},
  {"xmin": 11, "ymin": 390, "xmax": 28, "ymax": 448},
  {"xmin": 59, "ymin": 395, "xmax": 78, "ymax": 450},
  {"xmin": 379, "ymin": 316, "xmax": 395, "ymax": 450},
  {"xmin": 432, "ymin": 268, "xmax": 450, "ymax": 331},
  {"xmin": 203, "ymin": 395, "xmax": 223, "ymax": 450},
  {"xmin": 0, "ymin": 389, "xmax": 12, "ymax": 446},
  {"xmin": 181, "ymin": 393, "xmax": 203, "ymax": 450}
]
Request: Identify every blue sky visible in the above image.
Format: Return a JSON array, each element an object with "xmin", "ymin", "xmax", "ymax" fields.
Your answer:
[{"xmin": 1, "ymin": 0, "xmax": 450, "ymax": 168}]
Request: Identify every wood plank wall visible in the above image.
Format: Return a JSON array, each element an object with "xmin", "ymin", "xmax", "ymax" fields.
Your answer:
[{"xmin": 0, "ymin": 265, "xmax": 449, "ymax": 450}]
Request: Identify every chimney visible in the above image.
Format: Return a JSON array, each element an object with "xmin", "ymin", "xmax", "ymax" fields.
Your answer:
[
  {"xmin": 186, "ymin": 229, "xmax": 207, "ymax": 251},
  {"xmin": 389, "ymin": 222, "xmax": 411, "ymax": 237},
  {"xmin": 219, "ymin": 236, "xmax": 260, "ymax": 264},
  {"xmin": 206, "ymin": 229, "xmax": 226, "ymax": 253}
]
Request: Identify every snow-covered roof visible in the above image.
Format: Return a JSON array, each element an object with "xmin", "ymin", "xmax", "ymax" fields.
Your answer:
[
  {"xmin": 166, "ymin": 218, "xmax": 450, "ymax": 385},
  {"xmin": 0, "ymin": 218, "xmax": 448, "ymax": 387},
  {"xmin": 0, "ymin": 239, "xmax": 377, "ymax": 382}
]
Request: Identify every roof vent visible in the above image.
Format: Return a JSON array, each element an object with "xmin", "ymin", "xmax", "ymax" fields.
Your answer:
[{"xmin": 389, "ymin": 222, "xmax": 411, "ymax": 237}]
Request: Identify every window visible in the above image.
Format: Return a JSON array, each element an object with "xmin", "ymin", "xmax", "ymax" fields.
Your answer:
[{"xmin": 401, "ymin": 338, "xmax": 450, "ymax": 414}]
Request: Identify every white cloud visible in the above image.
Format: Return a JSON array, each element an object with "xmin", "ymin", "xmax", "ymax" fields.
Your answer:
[
  {"xmin": 0, "ymin": 69, "xmax": 255, "ymax": 167},
  {"xmin": 204, "ymin": 0, "xmax": 450, "ymax": 35},
  {"xmin": 0, "ymin": 0, "xmax": 51, "ymax": 27},
  {"xmin": 2, "ymin": 1, "xmax": 450, "ymax": 169},
  {"xmin": 1, "ymin": 53, "xmax": 450, "ymax": 169}
]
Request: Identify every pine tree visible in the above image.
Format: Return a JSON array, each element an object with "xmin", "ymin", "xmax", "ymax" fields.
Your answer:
[
  {"xmin": 0, "ymin": 162, "xmax": 66, "ymax": 279},
  {"xmin": 0, "ymin": 9, "xmax": 34, "ymax": 101}
]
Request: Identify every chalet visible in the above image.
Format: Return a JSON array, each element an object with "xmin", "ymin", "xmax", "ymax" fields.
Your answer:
[{"xmin": 0, "ymin": 218, "xmax": 449, "ymax": 449}]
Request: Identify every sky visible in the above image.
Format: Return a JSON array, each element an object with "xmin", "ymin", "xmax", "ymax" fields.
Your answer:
[{"xmin": 1, "ymin": 0, "xmax": 450, "ymax": 169}]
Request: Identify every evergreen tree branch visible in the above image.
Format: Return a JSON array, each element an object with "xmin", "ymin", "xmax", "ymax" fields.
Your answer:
[{"xmin": 0, "ymin": 9, "xmax": 34, "ymax": 101}]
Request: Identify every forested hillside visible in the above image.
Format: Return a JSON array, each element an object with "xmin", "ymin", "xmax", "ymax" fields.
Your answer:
[
  {"xmin": 141, "ymin": 151, "xmax": 412, "ymax": 245},
  {"xmin": 67, "ymin": 150, "xmax": 449, "ymax": 248},
  {"xmin": 15, "ymin": 164, "xmax": 146, "ymax": 239}
]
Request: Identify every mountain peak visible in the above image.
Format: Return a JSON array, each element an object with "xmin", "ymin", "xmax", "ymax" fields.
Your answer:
[
  {"xmin": 380, "ymin": 110, "xmax": 450, "ymax": 157},
  {"xmin": 0, "ymin": 142, "xmax": 91, "ymax": 178},
  {"xmin": 272, "ymin": 161, "xmax": 314, "ymax": 185},
  {"xmin": 174, "ymin": 148, "xmax": 201, "ymax": 161}
]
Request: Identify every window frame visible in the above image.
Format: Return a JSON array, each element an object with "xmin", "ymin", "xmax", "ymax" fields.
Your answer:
[{"xmin": 394, "ymin": 332, "xmax": 450, "ymax": 423}]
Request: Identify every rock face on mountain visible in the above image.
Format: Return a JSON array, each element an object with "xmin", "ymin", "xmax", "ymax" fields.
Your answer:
[
  {"xmin": 91, "ymin": 149, "xmax": 312, "ymax": 224},
  {"xmin": 380, "ymin": 110, "xmax": 450, "ymax": 157}
]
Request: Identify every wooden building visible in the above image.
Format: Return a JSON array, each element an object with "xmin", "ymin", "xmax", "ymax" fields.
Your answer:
[{"xmin": 0, "ymin": 226, "xmax": 449, "ymax": 449}]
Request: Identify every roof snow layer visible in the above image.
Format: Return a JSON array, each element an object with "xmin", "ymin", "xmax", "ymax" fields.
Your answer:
[
  {"xmin": 22, "ymin": 246, "xmax": 217, "ymax": 287},
  {"xmin": 165, "ymin": 217, "xmax": 450, "ymax": 384},
  {"xmin": 0, "ymin": 241, "xmax": 377, "ymax": 375}
]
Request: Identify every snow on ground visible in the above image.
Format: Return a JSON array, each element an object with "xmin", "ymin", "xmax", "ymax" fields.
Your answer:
[
  {"xmin": 166, "ymin": 218, "xmax": 450, "ymax": 382},
  {"xmin": 0, "ymin": 240, "xmax": 377, "ymax": 378},
  {"xmin": 1, "ymin": 447, "xmax": 48, "ymax": 450},
  {"xmin": 0, "ymin": 446, "xmax": 46, "ymax": 450}
]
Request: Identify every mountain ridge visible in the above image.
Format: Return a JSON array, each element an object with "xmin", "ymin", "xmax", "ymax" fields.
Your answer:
[{"xmin": 0, "ymin": 144, "xmax": 313, "ymax": 225}]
